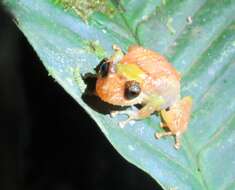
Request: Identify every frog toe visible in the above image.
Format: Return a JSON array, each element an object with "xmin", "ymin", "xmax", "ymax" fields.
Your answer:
[
  {"xmin": 118, "ymin": 118, "xmax": 132, "ymax": 128},
  {"xmin": 155, "ymin": 131, "xmax": 173, "ymax": 139},
  {"xmin": 110, "ymin": 110, "xmax": 133, "ymax": 118},
  {"xmin": 174, "ymin": 142, "xmax": 181, "ymax": 149}
]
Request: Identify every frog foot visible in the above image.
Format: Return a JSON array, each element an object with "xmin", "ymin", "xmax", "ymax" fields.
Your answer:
[
  {"xmin": 155, "ymin": 131, "xmax": 181, "ymax": 149},
  {"xmin": 112, "ymin": 44, "xmax": 122, "ymax": 51},
  {"xmin": 110, "ymin": 110, "xmax": 132, "ymax": 118},
  {"xmin": 118, "ymin": 118, "xmax": 133, "ymax": 128},
  {"xmin": 110, "ymin": 110, "xmax": 137, "ymax": 128}
]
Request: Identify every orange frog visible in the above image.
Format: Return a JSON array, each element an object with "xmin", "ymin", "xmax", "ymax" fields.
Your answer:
[{"xmin": 95, "ymin": 45, "xmax": 192, "ymax": 149}]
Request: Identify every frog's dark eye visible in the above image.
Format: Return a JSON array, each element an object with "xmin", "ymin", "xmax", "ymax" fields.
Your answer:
[
  {"xmin": 124, "ymin": 81, "xmax": 141, "ymax": 100},
  {"xmin": 96, "ymin": 58, "xmax": 110, "ymax": 78}
]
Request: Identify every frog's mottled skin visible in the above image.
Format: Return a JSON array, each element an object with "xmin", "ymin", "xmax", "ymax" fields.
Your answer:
[{"xmin": 96, "ymin": 45, "xmax": 193, "ymax": 149}]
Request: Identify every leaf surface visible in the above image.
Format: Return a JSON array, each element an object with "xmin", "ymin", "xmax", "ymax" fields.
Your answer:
[{"xmin": 3, "ymin": 0, "xmax": 235, "ymax": 189}]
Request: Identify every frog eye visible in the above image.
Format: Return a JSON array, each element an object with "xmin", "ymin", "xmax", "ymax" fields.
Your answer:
[
  {"xmin": 96, "ymin": 58, "xmax": 110, "ymax": 78},
  {"xmin": 124, "ymin": 81, "xmax": 141, "ymax": 100}
]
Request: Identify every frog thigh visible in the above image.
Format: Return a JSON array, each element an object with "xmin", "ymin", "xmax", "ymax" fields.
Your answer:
[{"xmin": 160, "ymin": 96, "xmax": 193, "ymax": 134}]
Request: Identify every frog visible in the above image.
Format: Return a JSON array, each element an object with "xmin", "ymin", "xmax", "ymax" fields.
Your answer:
[{"xmin": 95, "ymin": 45, "xmax": 193, "ymax": 149}]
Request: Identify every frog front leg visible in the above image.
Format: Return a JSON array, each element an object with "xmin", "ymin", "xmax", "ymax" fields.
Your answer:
[
  {"xmin": 111, "ymin": 95, "xmax": 165, "ymax": 127},
  {"xmin": 155, "ymin": 96, "xmax": 193, "ymax": 149},
  {"xmin": 110, "ymin": 44, "xmax": 124, "ymax": 65},
  {"xmin": 111, "ymin": 103, "xmax": 158, "ymax": 128}
]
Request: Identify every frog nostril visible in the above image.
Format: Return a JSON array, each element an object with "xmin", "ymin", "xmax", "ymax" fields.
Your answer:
[
  {"xmin": 124, "ymin": 80, "xmax": 141, "ymax": 100},
  {"xmin": 96, "ymin": 58, "xmax": 110, "ymax": 78}
]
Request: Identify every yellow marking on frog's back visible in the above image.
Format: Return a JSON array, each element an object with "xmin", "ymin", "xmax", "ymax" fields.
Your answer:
[{"xmin": 116, "ymin": 63, "xmax": 146, "ymax": 83}]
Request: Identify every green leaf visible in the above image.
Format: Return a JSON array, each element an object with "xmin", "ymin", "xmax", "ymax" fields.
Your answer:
[{"xmin": 3, "ymin": 0, "xmax": 235, "ymax": 189}]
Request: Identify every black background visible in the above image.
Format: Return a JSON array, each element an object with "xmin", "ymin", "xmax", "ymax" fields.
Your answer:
[{"xmin": 0, "ymin": 4, "xmax": 162, "ymax": 190}]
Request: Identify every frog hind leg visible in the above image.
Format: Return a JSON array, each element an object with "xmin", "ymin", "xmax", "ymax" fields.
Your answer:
[
  {"xmin": 155, "ymin": 96, "xmax": 193, "ymax": 149},
  {"xmin": 111, "ymin": 103, "xmax": 157, "ymax": 128}
]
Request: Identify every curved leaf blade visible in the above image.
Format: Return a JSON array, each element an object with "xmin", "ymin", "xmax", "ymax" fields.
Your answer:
[{"xmin": 3, "ymin": 0, "xmax": 235, "ymax": 189}]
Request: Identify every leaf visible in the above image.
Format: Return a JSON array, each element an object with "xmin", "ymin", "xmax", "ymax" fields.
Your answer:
[{"xmin": 3, "ymin": 0, "xmax": 235, "ymax": 189}]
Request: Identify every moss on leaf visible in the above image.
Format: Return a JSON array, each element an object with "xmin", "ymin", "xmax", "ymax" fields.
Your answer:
[{"xmin": 53, "ymin": 0, "xmax": 116, "ymax": 21}]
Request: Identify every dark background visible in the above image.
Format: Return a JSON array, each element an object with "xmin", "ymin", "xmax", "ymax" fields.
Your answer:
[{"xmin": 0, "ymin": 5, "xmax": 161, "ymax": 190}]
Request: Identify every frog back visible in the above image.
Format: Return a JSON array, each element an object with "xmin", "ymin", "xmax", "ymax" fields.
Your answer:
[{"xmin": 120, "ymin": 45, "xmax": 181, "ymax": 81}]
